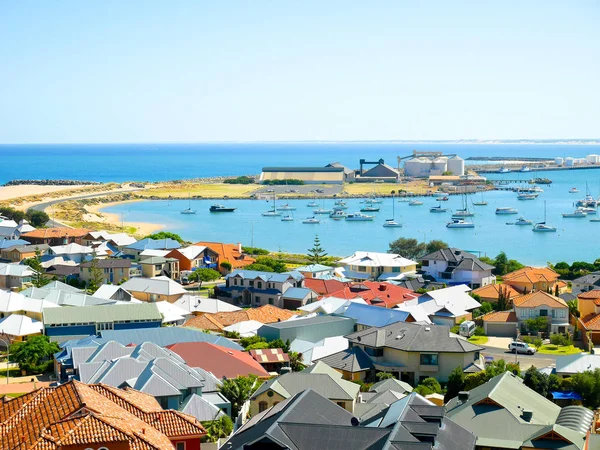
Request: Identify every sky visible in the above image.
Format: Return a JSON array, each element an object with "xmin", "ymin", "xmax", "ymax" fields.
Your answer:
[{"xmin": 0, "ymin": 1, "xmax": 599, "ymax": 143}]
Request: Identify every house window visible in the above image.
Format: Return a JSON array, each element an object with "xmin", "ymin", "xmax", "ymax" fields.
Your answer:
[
  {"xmin": 529, "ymin": 309, "xmax": 535, "ymax": 317},
  {"xmin": 268, "ymin": 298, "xmax": 274, "ymax": 305},
  {"xmin": 551, "ymin": 309, "xmax": 556, "ymax": 318},
  {"xmin": 520, "ymin": 309, "xmax": 526, "ymax": 318},
  {"xmin": 257, "ymin": 281, "xmax": 262, "ymax": 289},
  {"xmin": 560, "ymin": 309, "xmax": 567, "ymax": 318},
  {"xmin": 255, "ymin": 296, "xmax": 261, "ymax": 304},
  {"xmin": 420, "ymin": 354, "xmax": 438, "ymax": 365},
  {"xmin": 474, "ymin": 352, "xmax": 480, "ymax": 361},
  {"xmin": 392, "ymin": 267, "xmax": 400, "ymax": 273},
  {"xmin": 259, "ymin": 401, "xmax": 268, "ymax": 412},
  {"xmin": 233, "ymin": 278, "xmax": 238, "ymax": 285},
  {"xmin": 249, "ymin": 280, "xmax": 254, "ymax": 287},
  {"xmin": 540, "ymin": 309, "xmax": 548, "ymax": 317},
  {"xmin": 176, "ymin": 443, "xmax": 185, "ymax": 450},
  {"xmin": 364, "ymin": 347, "xmax": 383, "ymax": 357}
]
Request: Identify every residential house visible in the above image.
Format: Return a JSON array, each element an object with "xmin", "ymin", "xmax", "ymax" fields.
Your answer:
[
  {"xmin": 249, "ymin": 348, "xmax": 290, "ymax": 373},
  {"xmin": 303, "ymin": 277, "xmax": 350, "ymax": 295},
  {"xmin": 339, "ymin": 251, "xmax": 417, "ymax": 281},
  {"xmin": 139, "ymin": 255, "xmax": 180, "ymax": 279},
  {"xmin": 120, "ymin": 275, "xmax": 188, "ymax": 302},
  {"xmin": 315, "ymin": 345, "xmax": 374, "ymax": 381},
  {"xmin": 216, "ymin": 269, "xmax": 305, "ymax": 307},
  {"xmin": 290, "ymin": 335, "xmax": 349, "ymax": 365},
  {"xmin": 280, "ymin": 286, "xmax": 318, "ymax": 309},
  {"xmin": 297, "ymin": 296, "xmax": 365, "ymax": 316},
  {"xmin": 354, "ymin": 377, "xmax": 413, "ymax": 420},
  {"xmin": 419, "ymin": 247, "xmax": 495, "ymax": 288},
  {"xmin": 446, "ymin": 372, "xmax": 593, "ymax": 450},
  {"xmin": 340, "ymin": 302, "xmax": 411, "ymax": 331},
  {"xmin": 577, "ymin": 290, "xmax": 600, "ymax": 347},
  {"xmin": 295, "ymin": 263, "xmax": 335, "ymax": 279},
  {"xmin": 0, "ymin": 218, "xmax": 35, "ymax": 240},
  {"xmin": 79, "ymin": 258, "xmax": 132, "ymax": 285},
  {"xmin": 0, "ymin": 262, "xmax": 37, "ymax": 289},
  {"xmin": 0, "ymin": 238, "xmax": 30, "ymax": 251},
  {"xmin": 395, "ymin": 275, "xmax": 445, "ymax": 292},
  {"xmin": 514, "ymin": 290, "xmax": 572, "ymax": 334},
  {"xmin": 174, "ymin": 294, "xmax": 242, "ymax": 315},
  {"xmin": 572, "ymin": 271, "xmax": 600, "ymax": 295},
  {"xmin": 167, "ymin": 245, "xmax": 220, "ymax": 271},
  {"xmin": 21, "ymin": 227, "xmax": 90, "ymax": 245},
  {"xmin": 93, "ymin": 284, "xmax": 133, "ymax": 301},
  {"xmin": 194, "ymin": 241, "xmax": 256, "ymax": 274},
  {"xmin": 47, "ymin": 242, "xmax": 95, "ymax": 263},
  {"xmin": 183, "ymin": 304, "xmax": 295, "ymax": 333},
  {"xmin": 44, "ymin": 263, "xmax": 80, "ymax": 281},
  {"xmin": 22, "ymin": 281, "xmax": 117, "ymax": 308},
  {"xmin": 502, "ymin": 266, "xmax": 561, "ymax": 294},
  {"xmin": 257, "ymin": 315, "xmax": 356, "ymax": 343},
  {"xmin": 399, "ymin": 284, "xmax": 480, "ymax": 326},
  {"xmin": 167, "ymin": 341, "xmax": 270, "ymax": 379},
  {"xmin": 82, "ymin": 230, "xmax": 137, "ymax": 249},
  {"xmin": 482, "ymin": 310, "xmax": 519, "ymax": 337},
  {"xmin": 326, "ymin": 281, "xmax": 420, "ymax": 308},
  {"xmin": 0, "ymin": 379, "xmax": 206, "ymax": 450},
  {"xmin": 123, "ymin": 237, "xmax": 181, "ymax": 257},
  {"xmin": 472, "ymin": 282, "xmax": 521, "ymax": 306},
  {"xmin": 0, "ymin": 243, "xmax": 49, "ymax": 262},
  {"xmin": 0, "ymin": 314, "xmax": 44, "ymax": 341},
  {"xmin": 0, "ymin": 289, "xmax": 58, "ymax": 322},
  {"xmin": 249, "ymin": 361, "xmax": 360, "ymax": 415},
  {"xmin": 554, "ymin": 354, "xmax": 600, "ymax": 378},
  {"xmin": 338, "ymin": 321, "xmax": 484, "ymax": 384},
  {"xmin": 43, "ymin": 302, "xmax": 163, "ymax": 338}
]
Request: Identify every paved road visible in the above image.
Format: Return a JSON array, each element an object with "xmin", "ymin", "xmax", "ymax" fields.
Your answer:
[{"xmin": 482, "ymin": 346, "xmax": 556, "ymax": 369}]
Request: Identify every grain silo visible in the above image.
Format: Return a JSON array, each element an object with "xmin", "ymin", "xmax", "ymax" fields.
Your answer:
[
  {"xmin": 431, "ymin": 157, "xmax": 448, "ymax": 175},
  {"xmin": 447, "ymin": 155, "xmax": 465, "ymax": 176},
  {"xmin": 587, "ymin": 154, "xmax": 600, "ymax": 164},
  {"xmin": 565, "ymin": 157, "xmax": 575, "ymax": 167},
  {"xmin": 554, "ymin": 157, "xmax": 564, "ymax": 166}
]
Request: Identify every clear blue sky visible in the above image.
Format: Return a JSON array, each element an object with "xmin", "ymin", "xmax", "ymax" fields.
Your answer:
[{"xmin": 1, "ymin": 1, "xmax": 598, "ymax": 143}]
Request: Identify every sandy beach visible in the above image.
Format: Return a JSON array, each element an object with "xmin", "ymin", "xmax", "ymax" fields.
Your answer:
[
  {"xmin": 0, "ymin": 184, "xmax": 88, "ymax": 203},
  {"xmin": 86, "ymin": 201, "xmax": 164, "ymax": 236}
]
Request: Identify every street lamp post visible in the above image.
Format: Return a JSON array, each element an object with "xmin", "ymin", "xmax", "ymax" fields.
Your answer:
[{"xmin": 0, "ymin": 333, "xmax": 10, "ymax": 385}]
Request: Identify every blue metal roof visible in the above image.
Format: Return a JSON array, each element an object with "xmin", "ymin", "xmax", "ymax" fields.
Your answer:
[
  {"xmin": 282, "ymin": 287, "xmax": 313, "ymax": 300},
  {"xmin": 341, "ymin": 302, "xmax": 409, "ymax": 327},
  {"xmin": 551, "ymin": 391, "xmax": 582, "ymax": 400},
  {"xmin": 125, "ymin": 238, "xmax": 181, "ymax": 251},
  {"xmin": 0, "ymin": 238, "xmax": 30, "ymax": 249}
]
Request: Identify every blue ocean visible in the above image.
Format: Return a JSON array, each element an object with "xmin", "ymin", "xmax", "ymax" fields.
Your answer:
[{"xmin": 2, "ymin": 143, "xmax": 599, "ymax": 265}]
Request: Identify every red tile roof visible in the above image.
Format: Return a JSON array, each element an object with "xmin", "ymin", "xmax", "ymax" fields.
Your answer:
[
  {"xmin": 580, "ymin": 313, "xmax": 600, "ymax": 331},
  {"xmin": 513, "ymin": 290, "xmax": 567, "ymax": 308},
  {"xmin": 195, "ymin": 241, "xmax": 256, "ymax": 269},
  {"xmin": 304, "ymin": 278, "xmax": 351, "ymax": 295},
  {"xmin": 503, "ymin": 266, "xmax": 560, "ymax": 285},
  {"xmin": 167, "ymin": 342, "xmax": 270, "ymax": 378},
  {"xmin": 249, "ymin": 348, "xmax": 290, "ymax": 364},
  {"xmin": 472, "ymin": 283, "xmax": 521, "ymax": 300},
  {"xmin": 21, "ymin": 228, "xmax": 90, "ymax": 239},
  {"xmin": 184, "ymin": 304, "xmax": 295, "ymax": 331},
  {"xmin": 482, "ymin": 311, "xmax": 518, "ymax": 323},
  {"xmin": 0, "ymin": 380, "xmax": 205, "ymax": 450},
  {"xmin": 326, "ymin": 281, "xmax": 419, "ymax": 308},
  {"xmin": 578, "ymin": 290, "xmax": 600, "ymax": 299}
]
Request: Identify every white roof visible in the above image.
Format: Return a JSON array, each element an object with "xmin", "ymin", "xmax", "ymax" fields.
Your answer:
[
  {"xmin": 339, "ymin": 251, "xmax": 417, "ymax": 268},
  {"xmin": 120, "ymin": 276, "xmax": 187, "ymax": 296},
  {"xmin": 50, "ymin": 243, "xmax": 94, "ymax": 255},
  {"xmin": 0, "ymin": 314, "xmax": 43, "ymax": 337},
  {"xmin": 93, "ymin": 285, "xmax": 131, "ymax": 299},
  {"xmin": 556, "ymin": 354, "xmax": 600, "ymax": 374},
  {"xmin": 403, "ymin": 285, "xmax": 480, "ymax": 318},
  {"xmin": 17, "ymin": 222, "xmax": 36, "ymax": 233},
  {"xmin": 174, "ymin": 295, "xmax": 241, "ymax": 314},
  {"xmin": 175, "ymin": 246, "xmax": 207, "ymax": 260},
  {"xmin": 155, "ymin": 301, "xmax": 192, "ymax": 324},
  {"xmin": 394, "ymin": 303, "xmax": 433, "ymax": 324},
  {"xmin": 40, "ymin": 256, "xmax": 79, "ymax": 269},
  {"xmin": 0, "ymin": 263, "xmax": 37, "ymax": 277},
  {"xmin": 139, "ymin": 249, "xmax": 170, "ymax": 257},
  {"xmin": 88, "ymin": 231, "xmax": 137, "ymax": 247},
  {"xmin": 290, "ymin": 336, "xmax": 349, "ymax": 365},
  {"xmin": 0, "ymin": 290, "xmax": 59, "ymax": 314},
  {"xmin": 223, "ymin": 320, "xmax": 265, "ymax": 337},
  {"xmin": 298, "ymin": 297, "xmax": 366, "ymax": 315},
  {"xmin": 0, "ymin": 219, "xmax": 18, "ymax": 228}
]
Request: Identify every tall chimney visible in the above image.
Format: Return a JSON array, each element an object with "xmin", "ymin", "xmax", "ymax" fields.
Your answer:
[
  {"xmin": 238, "ymin": 242, "xmax": 242, "ymax": 253},
  {"xmin": 375, "ymin": 329, "xmax": 386, "ymax": 347}
]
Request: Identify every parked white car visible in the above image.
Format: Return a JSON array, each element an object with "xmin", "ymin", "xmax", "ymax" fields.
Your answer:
[{"xmin": 508, "ymin": 341, "xmax": 536, "ymax": 355}]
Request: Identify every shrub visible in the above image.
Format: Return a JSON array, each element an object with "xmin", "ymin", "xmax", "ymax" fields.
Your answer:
[
  {"xmin": 474, "ymin": 326, "xmax": 485, "ymax": 336},
  {"xmin": 533, "ymin": 338, "xmax": 543, "ymax": 349},
  {"xmin": 550, "ymin": 334, "xmax": 572, "ymax": 347},
  {"xmin": 521, "ymin": 336, "xmax": 533, "ymax": 344}
]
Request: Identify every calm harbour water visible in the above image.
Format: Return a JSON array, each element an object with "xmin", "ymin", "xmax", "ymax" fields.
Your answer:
[{"xmin": 1, "ymin": 143, "xmax": 599, "ymax": 265}]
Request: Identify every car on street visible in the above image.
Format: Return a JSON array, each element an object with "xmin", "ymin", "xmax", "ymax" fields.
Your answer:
[{"xmin": 508, "ymin": 341, "xmax": 536, "ymax": 355}]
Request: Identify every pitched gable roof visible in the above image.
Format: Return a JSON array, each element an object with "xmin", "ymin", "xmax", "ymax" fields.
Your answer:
[
  {"xmin": 421, "ymin": 247, "xmax": 494, "ymax": 271},
  {"xmin": 194, "ymin": 241, "xmax": 256, "ymax": 269},
  {"xmin": 482, "ymin": 311, "xmax": 518, "ymax": 323},
  {"xmin": 304, "ymin": 278, "xmax": 350, "ymax": 295},
  {"xmin": 326, "ymin": 281, "xmax": 419, "ymax": 308},
  {"xmin": 183, "ymin": 304, "xmax": 295, "ymax": 331},
  {"xmin": 21, "ymin": 227, "xmax": 90, "ymax": 240},
  {"xmin": 513, "ymin": 291, "xmax": 567, "ymax": 308},
  {"xmin": 503, "ymin": 266, "xmax": 560, "ymax": 284},
  {"xmin": 472, "ymin": 283, "xmax": 521, "ymax": 300}
]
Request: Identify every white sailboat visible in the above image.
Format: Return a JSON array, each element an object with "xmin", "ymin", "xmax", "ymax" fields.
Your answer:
[
  {"xmin": 382, "ymin": 193, "xmax": 402, "ymax": 227},
  {"xmin": 180, "ymin": 193, "xmax": 197, "ymax": 214},
  {"xmin": 533, "ymin": 201, "xmax": 557, "ymax": 232},
  {"xmin": 262, "ymin": 192, "xmax": 281, "ymax": 216}
]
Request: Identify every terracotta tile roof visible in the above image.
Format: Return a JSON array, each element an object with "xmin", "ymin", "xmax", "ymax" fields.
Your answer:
[
  {"xmin": 580, "ymin": 313, "xmax": 600, "ymax": 331},
  {"xmin": 249, "ymin": 348, "xmax": 290, "ymax": 364},
  {"xmin": 21, "ymin": 228, "xmax": 90, "ymax": 239},
  {"xmin": 578, "ymin": 290, "xmax": 600, "ymax": 300},
  {"xmin": 304, "ymin": 278, "xmax": 350, "ymax": 295},
  {"xmin": 184, "ymin": 304, "xmax": 295, "ymax": 331},
  {"xmin": 195, "ymin": 241, "xmax": 256, "ymax": 269},
  {"xmin": 326, "ymin": 281, "xmax": 419, "ymax": 308},
  {"xmin": 503, "ymin": 266, "xmax": 559, "ymax": 284},
  {"xmin": 482, "ymin": 311, "xmax": 518, "ymax": 323},
  {"xmin": 513, "ymin": 290, "xmax": 567, "ymax": 308},
  {"xmin": 472, "ymin": 283, "xmax": 521, "ymax": 300},
  {"xmin": 0, "ymin": 379, "xmax": 205, "ymax": 450},
  {"xmin": 167, "ymin": 342, "xmax": 270, "ymax": 378}
]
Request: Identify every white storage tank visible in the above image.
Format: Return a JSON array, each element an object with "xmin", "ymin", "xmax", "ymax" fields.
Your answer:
[
  {"xmin": 447, "ymin": 155, "xmax": 465, "ymax": 176},
  {"xmin": 432, "ymin": 157, "xmax": 448, "ymax": 173},
  {"xmin": 587, "ymin": 154, "xmax": 600, "ymax": 164},
  {"xmin": 417, "ymin": 157, "xmax": 433, "ymax": 177},
  {"xmin": 554, "ymin": 157, "xmax": 564, "ymax": 166},
  {"xmin": 404, "ymin": 158, "xmax": 422, "ymax": 177},
  {"xmin": 565, "ymin": 157, "xmax": 575, "ymax": 167}
]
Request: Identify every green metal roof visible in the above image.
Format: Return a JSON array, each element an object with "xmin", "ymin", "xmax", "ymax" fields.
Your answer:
[{"xmin": 43, "ymin": 303, "xmax": 162, "ymax": 325}]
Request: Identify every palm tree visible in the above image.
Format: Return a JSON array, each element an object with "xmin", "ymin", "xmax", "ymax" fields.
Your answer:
[
  {"xmin": 288, "ymin": 351, "xmax": 305, "ymax": 372},
  {"xmin": 203, "ymin": 415, "xmax": 233, "ymax": 442}
]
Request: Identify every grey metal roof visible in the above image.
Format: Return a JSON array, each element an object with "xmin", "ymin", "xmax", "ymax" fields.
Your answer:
[
  {"xmin": 80, "ymin": 258, "xmax": 131, "ymax": 268},
  {"xmin": 315, "ymin": 347, "xmax": 374, "ymax": 372},
  {"xmin": 420, "ymin": 247, "xmax": 494, "ymax": 271},
  {"xmin": 370, "ymin": 379, "xmax": 413, "ymax": 395},
  {"xmin": 345, "ymin": 322, "xmax": 483, "ymax": 353},
  {"xmin": 43, "ymin": 302, "xmax": 162, "ymax": 325},
  {"xmin": 264, "ymin": 315, "xmax": 353, "ymax": 330},
  {"xmin": 180, "ymin": 393, "xmax": 225, "ymax": 422},
  {"xmin": 226, "ymin": 269, "xmax": 304, "ymax": 283},
  {"xmin": 571, "ymin": 271, "xmax": 600, "ymax": 285},
  {"xmin": 100, "ymin": 327, "xmax": 242, "ymax": 350},
  {"xmin": 253, "ymin": 372, "xmax": 359, "ymax": 401}
]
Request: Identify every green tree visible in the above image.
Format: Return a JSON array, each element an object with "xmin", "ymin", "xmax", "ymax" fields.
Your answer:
[
  {"xmin": 567, "ymin": 299, "xmax": 579, "ymax": 318},
  {"xmin": 254, "ymin": 257, "xmax": 287, "ymax": 273},
  {"xmin": 417, "ymin": 377, "xmax": 442, "ymax": 394},
  {"xmin": 494, "ymin": 252, "xmax": 509, "ymax": 275},
  {"xmin": 388, "ymin": 238, "xmax": 426, "ymax": 260},
  {"xmin": 571, "ymin": 369, "xmax": 600, "ymax": 408},
  {"xmin": 523, "ymin": 365, "xmax": 549, "ymax": 398},
  {"xmin": 425, "ymin": 240, "xmax": 448, "ymax": 254},
  {"xmin": 548, "ymin": 374, "xmax": 562, "ymax": 394},
  {"xmin": 10, "ymin": 335, "xmax": 60, "ymax": 374},
  {"xmin": 240, "ymin": 335, "xmax": 266, "ymax": 349},
  {"xmin": 307, "ymin": 235, "xmax": 328, "ymax": 264},
  {"xmin": 86, "ymin": 256, "xmax": 104, "ymax": 293},
  {"xmin": 219, "ymin": 375, "xmax": 260, "ymax": 417},
  {"xmin": 22, "ymin": 247, "xmax": 50, "ymax": 288},
  {"xmin": 243, "ymin": 263, "xmax": 274, "ymax": 272},
  {"xmin": 496, "ymin": 285, "xmax": 510, "ymax": 311},
  {"xmin": 202, "ymin": 415, "xmax": 233, "ymax": 443},
  {"xmin": 220, "ymin": 261, "xmax": 232, "ymax": 273},
  {"xmin": 241, "ymin": 246, "xmax": 269, "ymax": 256},
  {"xmin": 268, "ymin": 338, "xmax": 290, "ymax": 353},
  {"xmin": 245, "ymin": 341, "xmax": 270, "ymax": 350},
  {"xmin": 376, "ymin": 371, "xmax": 394, "ymax": 380},
  {"xmin": 26, "ymin": 210, "xmax": 50, "ymax": 227},
  {"xmin": 525, "ymin": 316, "xmax": 549, "ymax": 334},
  {"xmin": 144, "ymin": 231, "xmax": 184, "ymax": 243},
  {"xmin": 445, "ymin": 366, "xmax": 466, "ymax": 402},
  {"xmin": 288, "ymin": 351, "xmax": 305, "ymax": 372},
  {"xmin": 188, "ymin": 268, "xmax": 221, "ymax": 287}
]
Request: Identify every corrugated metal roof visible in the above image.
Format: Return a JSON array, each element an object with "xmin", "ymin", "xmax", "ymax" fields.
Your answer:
[
  {"xmin": 181, "ymin": 394, "xmax": 225, "ymax": 422},
  {"xmin": 43, "ymin": 302, "xmax": 161, "ymax": 325}
]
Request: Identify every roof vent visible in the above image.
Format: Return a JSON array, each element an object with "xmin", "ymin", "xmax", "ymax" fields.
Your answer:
[
  {"xmin": 425, "ymin": 327, "xmax": 431, "ymax": 332},
  {"xmin": 350, "ymin": 417, "xmax": 359, "ymax": 427},
  {"xmin": 395, "ymin": 334, "xmax": 404, "ymax": 340},
  {"xmin": 458, "ymin": 391, "xmax": 469, "ymax": 402},
  {"xmin": 454, "ymin": 250, "xmax": 461, "ymax": 255},
  {"xmin": 522, "ymin": 410, "xmax": 533, "ymax": 422},
  {"xmin": 227, "ymin": 351, "xmax": 233, "ymax": 355}
]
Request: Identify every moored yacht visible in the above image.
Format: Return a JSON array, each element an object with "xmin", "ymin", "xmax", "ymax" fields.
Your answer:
[
  {"xmin": 446, "ymin": 218, "xmax": 475, "ymax": 228},
  {"xmin": 302, "ymin": 217, "xmax": 320, "ymax": 224},
  {"xmin": 496, "ymin": 207, "xmax": 518, "ymax": 215},
  {"xmin": 346, "ymin": 212, "xmax": 374, "ymax": 221},
  {"xmin": 209, "ymin": 204, "xmax": 236, "ymax": 212}
]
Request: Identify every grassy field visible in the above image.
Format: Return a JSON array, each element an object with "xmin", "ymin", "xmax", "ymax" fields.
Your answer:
[
  {"xmin": 343, "ymin": 181, "xmax": 432, "ymax": 196},
  {"xmin": 468, "ymin": 336, "xmax": 489, "ymax": 345},
  {"xmin": 139, "ymin": 183, "xmax": 259, "ymax": 198},
  {"xmin": 537, "ymin": 344, "xmax": 582, "ymax": 355}
]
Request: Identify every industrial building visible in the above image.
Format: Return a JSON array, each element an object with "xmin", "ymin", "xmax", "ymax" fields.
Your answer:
[
  {"xmin": 260, "ymin": 166, "xmax": 345, "ymax": 184},
  {"xmin": 404, "ymin": 154, "xmax": 465, "ymax": 177},
  {"xmin": 354, "ymin": 158, "xmax": 399, "ymax": 182}
]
